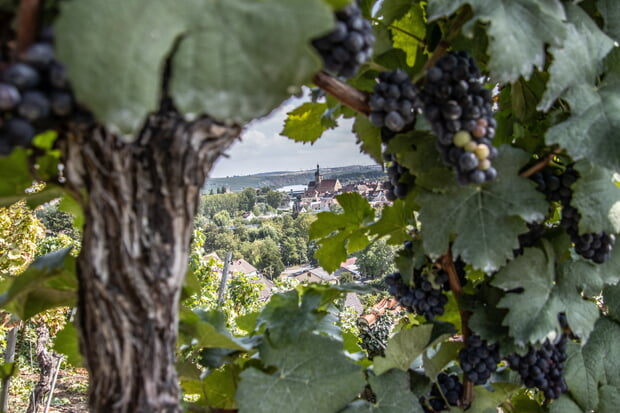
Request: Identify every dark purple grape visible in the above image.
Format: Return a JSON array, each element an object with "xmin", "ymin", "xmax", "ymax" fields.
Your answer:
[
  {"xmin": 50, "ymin": 92, "xmax": 74, "ymax": 117},
  {"xmin": 22, "ymin": 43, "xmax": 55, "ymax": 69},
  {"xmin": 4, "ymin": 118, "xmax": 36, "ymax": 147},
  {"xmin": 4, "ymin": 63, "xmax": 40, "ymax": 89},
  {"xmin": 0, "ymin": 83, "xmax": 21, "ymax": 111},
  {"xmin": 17, "ymin": 91, "xmax": 50, "ymax": 122}
]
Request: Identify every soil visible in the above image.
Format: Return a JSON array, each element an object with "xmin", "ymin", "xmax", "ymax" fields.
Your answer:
[{"xmin": 9, "ymin": 368, "xmax": 89, "ymax": 413}]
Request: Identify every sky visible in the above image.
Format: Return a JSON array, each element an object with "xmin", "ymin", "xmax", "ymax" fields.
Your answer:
[{"xmin": 208, "ymin": 95, "xmax": 378, "ymax": 178}]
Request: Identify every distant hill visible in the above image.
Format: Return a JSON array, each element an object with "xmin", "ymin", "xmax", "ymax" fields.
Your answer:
[{"xmin": 203, "ymin": 164, "xmax": 385, "ymax": 193}]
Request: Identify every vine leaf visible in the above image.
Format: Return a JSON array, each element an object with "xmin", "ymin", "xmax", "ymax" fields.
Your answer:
[
  {"xmin": 310, "ymin": 193, "xmax": 376, "ymax": 273},
  {"xmin": 257, "ymin": 288, "xmax": 340, "ymax": 347},
  {"xmin": 390, "ymin": 5, "xmax": 426, "ymax": 68},
  {"xmin": 603, "ymin": 282, "xmax": 620, "ymax": 323},
  {"xmin": 598, "ymin": 0, "xmax": 620, "ymax": 41},
  {"xmin": 353, "ymin": 114, "xmax": 383, "ymax": 165},
  {"xmin": 0, "ymin": 248, "xmax": 77, "ymax": 320},
  {"xmin": 427, "ymin": 0, "xmax": 567, "ymax": 83},
  {"xmin": 571, "ymin": 160, "xmax": 620, "ymax": 234},
  {"xmin": 56, "ymin": 0, "xmax": 333, "ymax": 134},
  {"xmin": 373, "ymin": 322, "xmax": 455, "ymax": 375},
  {"xmin": 545, "ymin": 79, "xmax": 620, "ymax": 172},
  {"xmin": 468, "ymin": 383, "xmax": 523, "ymax": 413},
  {"xmin": 378, "ymin": 0, "xmax": 416, "ymax": 26},
  {"xmin": 417, "ymin": 146, "xmax": 547, "ymax": 272},
  {"xmin": 340, "ymin": 370, "xmax": 422, "ymax": 413},
  {"xmin": 237, "ymin": 332, "xmax": 365, "ymax": 413},
  {"xmin": 538, "ymin": 4, "xmax": 614, "ymax": 112},
  {"xmin": 55, "ymin": 0, "xmax": 186, "ymax": 134},
  {"xmin": 548, "ymin": 395, "xmax": 585, "ymax": 413},
  {"xmin": 564, "ymin": 318, "xmax": 620, "ymax": 411},
  {"xmin": 367, "ymin": 199, "xmax": 414, "ymax": 246},
  {"xmin": 53, "ymin": 322, "xmax": 83, "ymax": 367},
  {"xmin": 422, "ymin": 341, "xmax": 461, "ymax": 381},
  {"xmin": 282, "ymin": 102, "xmax": 335, "ymax": 143},
  {"xmin": 171, "ymin": 0, "xmax": 333, "ymax": 125},
  {"xmin": 492, "ymin": 242, "xmax": 600, "ymax": 345},
  {"xmin": 560, "ymin": 242, "xmax": 620, "ymax": 298},
  {"xmin": 598, "ymin": 385, "xmax": 620, "ymax": 413}
]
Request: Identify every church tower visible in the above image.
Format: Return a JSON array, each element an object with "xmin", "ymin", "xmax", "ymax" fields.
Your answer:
[{"xmin": 315, "ymin": 163, "xmax": 323, "ymax": 184}]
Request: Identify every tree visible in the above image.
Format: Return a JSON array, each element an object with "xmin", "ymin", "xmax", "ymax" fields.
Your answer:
[
  {"xmin": 238, "ymin": 187, "xmax": 258, "ymax": 212},
  {"xmin": 1, "ymin": 1, "xmax": 620, "ymax": 413},
  {"xmin": 355, "ymin": 239, "xmax": 396, "ymax": 279}
]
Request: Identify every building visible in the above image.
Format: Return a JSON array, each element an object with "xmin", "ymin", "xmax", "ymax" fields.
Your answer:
[{"xmin": 304, "ymin": 164, "xmax": 342, "ymax": 198}]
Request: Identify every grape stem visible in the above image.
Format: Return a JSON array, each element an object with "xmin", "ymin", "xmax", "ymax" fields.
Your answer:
[
  {"xmin": 312, "ymin": 71, "xmax": 370, "ymax": 115},
  {"xmin": 440, "ymin": 251, "xmax": 473, "ymax": 408},
  {"xmin": 15, "ymin": 0, "xmax": 40, "ymax": 58},
  {"xmin": 519, "ymin": 147, "xmax": 563, "ymax": 178}
]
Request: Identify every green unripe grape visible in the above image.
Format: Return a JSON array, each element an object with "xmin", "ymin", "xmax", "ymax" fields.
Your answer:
[
  {"xmin": 475, "ymin": 144, "xmax": 490, "ymax": 159},
  {"xmin": 453, "ymin": 130, "xmax": 472, "ymax": 147},
  {"xmin": 478, "ymin": 159, "xmax": 491, "ymax": 170},
  {"xmin": 464, "ymin": 141, "xmax": 478, "ymax": 152}
]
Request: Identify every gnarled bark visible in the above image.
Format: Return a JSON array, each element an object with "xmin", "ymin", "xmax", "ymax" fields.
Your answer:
[{"xmin": 61, "ymin": 112, "xmax": 241, "ymax": 413}]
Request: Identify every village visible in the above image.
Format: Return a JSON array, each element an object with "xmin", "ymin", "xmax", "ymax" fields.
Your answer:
[{"xmin": 198, "ymin": 164, "xmax": 395, "ymax": 316}]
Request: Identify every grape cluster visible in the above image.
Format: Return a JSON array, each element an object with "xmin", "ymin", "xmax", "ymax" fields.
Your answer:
[
  {"xmin": 421, "ymin": 51, "xmax": 498, "ymax": 185},
  {"xmin": 506, "ymin": 336, "xmax": 568, "ymax": 400},
  {"xmin": 459, "ymin": 335, "xmax": 500, "ymax": 385},
  {"xmin": 419, "ymin": 372, "xmax": 462, "ymax": 412},
  {"xmin": 384, "ymin": 269, "xmax": 448, "ymax": 320},
  {"xmin": 0, "ymin": 36, "xmax": 85, "ymax": 156},
  {"xmin": 513, "ymin": 223, "xmax": 547, "ymax": 257},
  {"xmin": 368, "ymin": 69, "xmax": 421, "ymax": 133},
  {"xmin": 532, "ymin": 166, "xmax": 616, "ymax": 263},
  {"xmin": 383, "ymin": 152, "xmax": 415, "ymax": 201},
  {"xmin": 311, "ymin": 1, "xmax": 375, "ymax": 78}
]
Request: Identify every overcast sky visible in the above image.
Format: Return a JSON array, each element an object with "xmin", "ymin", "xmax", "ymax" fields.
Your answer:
[{"xmin": 208, "ymin": 96, "xmax": 377, "ymax": 178}]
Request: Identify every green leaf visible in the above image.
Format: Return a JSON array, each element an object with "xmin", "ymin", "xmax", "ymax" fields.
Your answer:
[
  {"xmin": 538, "ymin": 4, "xmax": 614, "ymax": 112},
  {"xmin": 492, "ymin": 242, "xmax": 600, "ymax": 345},
  {"xmin": 55, "ymin": 0, "xmax": 186, "ymax": 134},
  {"xmin": 53, "ymin": 322, "xmax": 83, "ymax": 367},
  {"xmin": 560, "ymin": 242, "xmax": 620, "ymax": 298},
  {"xmin": 571, "ymin": 160, "xmax": 620, "ymax": 234},
  {"xmin": 373, "ymin": 322, "xmax": 455, "ymax": 375},
  {"xmin": 564, "ymin": 341, "xmax": 599, "ymax": 410},
  {"xmin": 310, "ymin": 193, "xmax": 376, "ymax": 272},
  {"xmin": 340, "ymin": 370, "xmax": 422, "ymax": 413},
  {"xmin": 547, "ymin": 394, "xmax": 583, "ymax": 413},
  {"xmin": 378, "ymin": 0, "xmax": 416, "ymax": 26},
  {"xmin": 201, "ymin": 365, "xmax": 238, "ymax": 410},
  {"xmin": 257, "ymin": 289, "xmax": 337, "ymax": 347},
  {"xmin": 367, "ymin": 199, "xmax": 414, "ymax": 246},
  {"xmin": 58, "ymin": 193, "xmax": 85, "ymax": 232},
  {"xmin": 178, "ymin": 307, "xmax": 247, "ymax": 351},
  {"xmin": 598, "ymin": 385, "xmax": 620, "ymax": 413},
  {"xmin": 237, "ymin": 332, "xmax": 365, "ymax": 413},
  {"xmin": 353, "ymin": 114, "xmax": 383, "ymax": 165},
  {"xmin": 427, "ymin": 0, "xmax": 567, "ymax": 83},
  {"xmin": 0, "ymin": 185, "xmax": 66, "ymax": 210},
  {"xmin": 56, "ymin": 0, "xmax": 333, "ymax": 133},
  {"xmin": 0, "ymin": 248, "xmax": 77, "ymax": 320},
  {"xmin": 545, "ymin": 79, "xmax": 620, "ymax": 172},
  {"xmin": 580, "ymin": 317, "xmax": 620, "ymax": 388},
  {"xmin": 467, "ymin": 383, "xmax": 523, "ymax": 413},
  {"xmin": 0, "ymin": 149, "xmax": 37, "ymax": 203},
  {"xmin": 603, "ymin": 282, "xmax": 620, "ymax": 323},
  {"xmin": 598, "ymin": 0, "xmax": 620, "ymax": 41},
  {"xmin": 422, "ymin": 341, "xmax": 462, "ymax": 381},
  {"xmin": 0, "ymin": 362, "xmax": 17, "ymax": 380},
  {"xmin": 511, "ymin": 72, "xmax": 548, "ymax": 123},
  {"xmin": 390, "ymin": 5, "xmax": 426, "ymax": 68},
  {"xmin": 417, "ymin": 146, "xmax": 547, "ymax": 272},
  {"xmin": 282, "ymin": 102, "xmax": 334, "ymax": 143},
  {"xmin": 171, "ymin": 0, "xmax": 333, "ymax": 125}
]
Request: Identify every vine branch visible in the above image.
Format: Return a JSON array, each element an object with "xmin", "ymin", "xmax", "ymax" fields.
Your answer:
[
  {"xmin": 440, "ymin": 251, "xmax": 473, "ymax": 408},
  {"xmin": 312, "ymin": 71, "xmax": 370, "ymax": 115},
  {"xmin": 519, "ymin": 147, "xmax": 563, "ymax": 178},
  {"xmin": 16, "ymin": 0, "xmax": 40, "ymax": 58}
]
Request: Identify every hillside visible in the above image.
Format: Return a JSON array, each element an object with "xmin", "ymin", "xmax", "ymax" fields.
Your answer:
[{"xmin": 203, "ymin": 164, "xmax": 385, "ymax": 193}]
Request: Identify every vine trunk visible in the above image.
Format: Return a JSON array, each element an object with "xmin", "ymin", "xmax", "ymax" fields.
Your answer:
[{"xmin": 61, "ymin": 111, "xmax": 241, "ymax": 413}]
